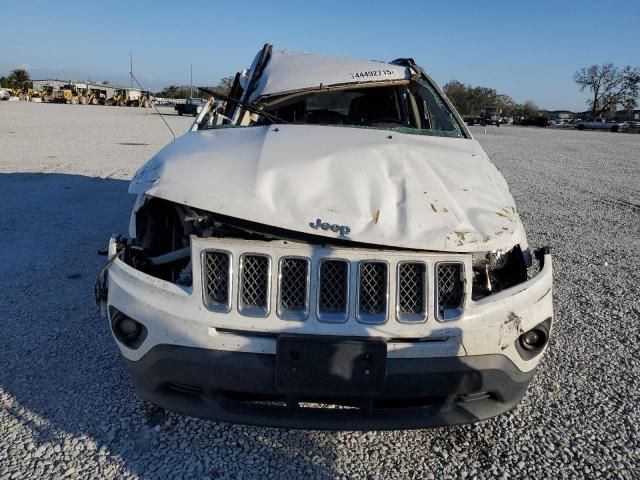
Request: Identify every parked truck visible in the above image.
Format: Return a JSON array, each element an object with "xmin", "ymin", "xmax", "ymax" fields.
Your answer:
[
  {"xmin": 464, "ymin": 107, "xmax": 501, "ymax": 126},
  {"xmin": 175, "ymin": 97, "xmax": 206, "ymax": 116},
  {"xmin": 574, "ymin": 118, "xmax": 621, "ymax": 132}
]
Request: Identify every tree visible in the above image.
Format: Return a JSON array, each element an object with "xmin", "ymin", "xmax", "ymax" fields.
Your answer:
[
  {"xmin": 513, "ymin": 101, "xmax": 540, "ymax": 119},
  {"xmin": 217, "ymin": 75, "xmax": 235, "ymax": 95},
  {"xmin": 574, "ymin": 63, "xmax": 640, "ymax": 117},
  {"xmin": 443, "ymin": 80, "xmax": 515, "ymax": 116},
  {"xmin": 7, "ymin": 68, "xmax": 31, "ymax": 87}
]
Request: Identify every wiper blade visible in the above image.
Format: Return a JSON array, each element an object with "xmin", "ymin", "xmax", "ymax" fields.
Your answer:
[{"xmin": 197, "ymin": 87, "xmax": 288, "ymax": 125}]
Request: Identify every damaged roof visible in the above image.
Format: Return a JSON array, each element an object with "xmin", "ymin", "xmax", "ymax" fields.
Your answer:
[{"xmin": 247, "ymin": 49, "xmax": 411, "ymax": 102}]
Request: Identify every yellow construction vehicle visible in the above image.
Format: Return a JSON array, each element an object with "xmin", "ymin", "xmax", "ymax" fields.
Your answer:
[
  {"xmin": 139, "ymin": 90, "xmax": 153, "ymax": 108},
  {"xmin": 49, "ymin": 84, "xmax": 81, "ymax": 104},
  {"xmin": 27, "ymin": 88, "xmax": 46, "ymax": 102},
  {"xmin": 107, "ymin": 89, "xmax": 126, "ymax": 106},
  {"xmin": 40, "ymin": 85, "xmax": 55, "ymax": 102},
  {"xmin": 76, "ymin": 86, "xmax": 89, "ymax": 104},
  {"xmin": 10, "ymin": 87, "xmax": 35, "ymax": 101},
  {"xmin": 51, "ymin": 87, "xmax": 73, "ymax": 104},
  {"xmin": 50, "ymin": 84, "xmax": 92, "ymax": 104},
  {"xmin": 87, "ymin": 87, "xmax": 108, "ymax": 105},
  {"xmin": 107, "ymin": 88, "xmax": 143, "ymax": 106}
]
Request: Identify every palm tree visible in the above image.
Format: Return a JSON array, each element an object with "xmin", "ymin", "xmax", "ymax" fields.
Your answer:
[{"xmin": 8, "ymin": 68, "xmax": 31, "ymax": 87}]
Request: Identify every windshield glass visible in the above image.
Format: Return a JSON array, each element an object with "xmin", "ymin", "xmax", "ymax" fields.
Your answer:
[{"xmin": 200, "ymin": 79, "xmax": 464, "ymax": 138}]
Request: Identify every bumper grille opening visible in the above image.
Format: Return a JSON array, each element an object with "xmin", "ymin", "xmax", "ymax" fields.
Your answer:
[
  {"xmin": 166, "ymin": 383, "xmax": 204, "ymax": 396},
  {"xmin": 239, "ymin": 254, "xmax": 271, "ymax": 316},
  {"xmin": 221, "ymin": 390, "xmax": 448, "ymax": 411},
  {"xmin": 278, "ymin": 257, "xmax": 310, "ymax": 320},
  {"xmin": 436, "ymin": 262, "xmax": 465, "ymax": 320},
  {"xmin": 397, "ymin": 262, "xmax": 427, "ymax": 322},
  {"xmin": 358, "ymin": 261, "xmax": 388, "ymax": 323},
  {"xmin": 203, "ymin": 251, "xmax": 231, "ymax": 311},
  {"xmin": 221, "ymin": 391, "xmax": 288, "ymax": 407},
  {"xmin": 318, "ymin": 260, "xmax": 349, "ymax": 322}
]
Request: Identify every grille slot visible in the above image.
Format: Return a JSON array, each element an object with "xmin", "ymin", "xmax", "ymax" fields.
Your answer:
[
  {"xmin": 436, "ymin": 262, "xmax": 465, "ymax": 320},
  {"xmin": 357, "ymin": 261, "xmax": 388, "ymax": 323},
  {"xmin": 238, "ymin": 254, "xmax": 271, "ymax": 316},
  {"xmin": 397, "ymin": 262, "xmax": 427, "ymax": 322},
  {"xmin": 317, "ymin": 260, "xmax": 349, "ymax": 322},
  {"xmin": 278, "ymin": 257, "xmax": 310, "ymax": 320},
  {"xmin": 202, "ymin": 251, "xmax": 231, "ymax": 311}
]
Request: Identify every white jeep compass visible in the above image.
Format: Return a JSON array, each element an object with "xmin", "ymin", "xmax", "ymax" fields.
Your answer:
[{"xmin": 96, "ymin": 44, "xmax": 553, "ymax": 429}]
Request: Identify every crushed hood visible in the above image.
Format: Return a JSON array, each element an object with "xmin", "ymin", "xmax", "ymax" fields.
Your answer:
[{"xmin": 130, "ymin": 125, "xmax": 526, "ymax": 252}]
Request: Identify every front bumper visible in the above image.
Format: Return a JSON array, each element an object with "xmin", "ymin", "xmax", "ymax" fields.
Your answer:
[
  {"xmin": 125, "ymin": 344, "xmax": 535, "ymax": 430},
  {"xmin": 104, "ymin": 237, "xmax": 553, "ymax": 429}
]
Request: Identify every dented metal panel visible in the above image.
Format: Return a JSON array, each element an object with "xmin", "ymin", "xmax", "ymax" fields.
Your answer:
[{"xmin": 129, "ymin": 124, "xmax": 526, "ymax": 253}]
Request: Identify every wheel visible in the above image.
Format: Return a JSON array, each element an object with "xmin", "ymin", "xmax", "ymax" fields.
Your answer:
[
  {"xmin": 79, "ymin": 96, "xmax": 87, "ymax": 105},
  {"xmin": 91, "ymin": 97, "xmax": 98, "ymax": 105},
  {"xmin": 118, "ymin": 100, "xmax": 126, "ymax": 107},
  {"xmin": 177, "ymin": 110, "xmax": 183, "ymax": 116},
  {"xmin": 577, "ymin": 124, "xmax": 585, "ymax": 130},
  {"xmin": 70, "ymin": 97, "xmax": 78, "ymax": 105},
  {"xmin": 610, "ymin": 125, "xmax": 619, "ymax": 133},
  {"xmin": 143, "ymin": 100, "xmax": 150, "ymax": 108}
]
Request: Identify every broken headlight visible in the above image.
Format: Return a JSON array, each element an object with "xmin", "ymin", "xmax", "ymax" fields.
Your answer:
[{"xmin": 471, "ymin": 246, "xmax": 529, "ymax": 300}]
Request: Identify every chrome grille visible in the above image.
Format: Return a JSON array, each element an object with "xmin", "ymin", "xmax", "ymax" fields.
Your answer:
[
  {"xmin": 437, "ymin": 263, "xmax": 465, "ymax": 319},
  {"xmin": 358, "ymin": 262, "xmax": 388, "ymax": 322},
  {"xmin": 239, "ymin": 254, "xmax": 270, "ymax": 316},
  {"xmin": 318, "ymin": 260, "xmax": 349, "ymax": 321},
  {"xmin": 397, "ymin": 262, "xmax": 426, "ymax": 321},
  {"xmin": 278, "ymin": 257, "xmax": 309, "ymax": 319},
  {"xmin": 202, "ymin": 251, "xmax": 231, "ymax": 311}
]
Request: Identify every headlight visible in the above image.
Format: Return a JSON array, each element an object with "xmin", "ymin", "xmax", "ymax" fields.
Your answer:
[
  {"xmin": 472, "ymin": 249, "xmax": 510, "ymax": 270},
  {"xmin": 471, "ymin": 246, "xmax": 528, "ymax": 299}
]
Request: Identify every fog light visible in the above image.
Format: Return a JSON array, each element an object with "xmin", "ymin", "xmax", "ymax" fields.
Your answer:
[
  {"xmin": 520, "ymin": 328, "xmax": 547, "ymax": 351},
  {"xmin": 110, "ymin": 308, "xmax": 147, "ymax": 349},
  {"xmin": 117, "ymin": 317, "xmax": 140, "ymax": 337}
]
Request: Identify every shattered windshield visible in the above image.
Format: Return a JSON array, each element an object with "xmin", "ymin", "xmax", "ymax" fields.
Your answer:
[{"xmin": 200, "ymin": 79, "xmax": 465, "ymax": 138}]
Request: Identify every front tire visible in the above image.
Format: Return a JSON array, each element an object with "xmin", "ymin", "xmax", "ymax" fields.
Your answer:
[
  {"xmin": 577, "ymin": 124, "xmax": 585, "ymax": 130},
  {"xmin": 610, "ymin": 125, "xmax": 619, "ymax": 133}
]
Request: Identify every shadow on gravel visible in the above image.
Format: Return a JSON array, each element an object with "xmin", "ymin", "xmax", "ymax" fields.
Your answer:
[{"xmin": 0, "ymin": 173, "xmax": 337, "ymax": 479}]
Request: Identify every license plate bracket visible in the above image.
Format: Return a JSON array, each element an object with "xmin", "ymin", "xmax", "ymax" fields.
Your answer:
[{"xmin": 275, "ymin": 336, "xmax": 387, "ymax": 396}]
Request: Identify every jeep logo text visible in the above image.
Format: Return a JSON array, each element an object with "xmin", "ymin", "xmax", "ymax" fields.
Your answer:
[{"xmin": 309, "ymin": 218, "xmax": 351, "ymax": 236}]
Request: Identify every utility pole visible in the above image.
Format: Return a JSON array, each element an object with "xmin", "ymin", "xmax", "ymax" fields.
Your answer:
[
  {"xmin": 129, "ymin": 51, "xmax": 133, "ymax": 87},
  {"xmin": 190, "ymin": 64, "xmax": 193, "ymax": 98}
]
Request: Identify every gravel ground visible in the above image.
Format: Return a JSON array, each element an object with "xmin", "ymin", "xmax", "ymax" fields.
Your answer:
[{"xmin": 0, "ymin": 101, "xmax": 638, "ymax": 479}]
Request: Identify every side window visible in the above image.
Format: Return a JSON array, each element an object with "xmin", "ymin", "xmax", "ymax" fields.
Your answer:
[{"xmin": 412, "ymin": 80, "xmax": 463, "ymax": 136}]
